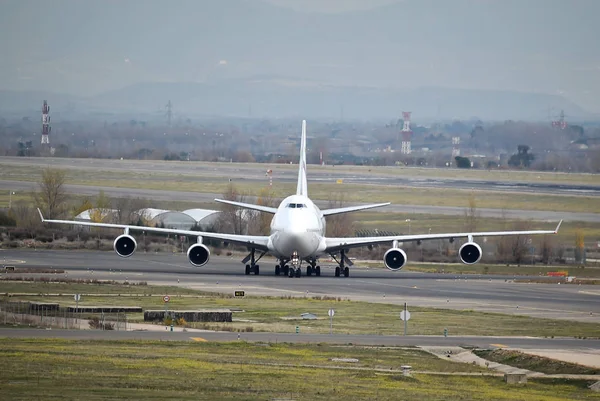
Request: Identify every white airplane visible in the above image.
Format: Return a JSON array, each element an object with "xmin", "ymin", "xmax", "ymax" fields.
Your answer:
[{"xmin": 38, "ymin": 120, "xmax": 562, "ymax": 278}]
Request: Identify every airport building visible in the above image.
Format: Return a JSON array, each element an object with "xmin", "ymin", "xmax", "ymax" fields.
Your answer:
[{"xmin": 75, "ymin": 208, "xmax": 222, "ymax": 230}]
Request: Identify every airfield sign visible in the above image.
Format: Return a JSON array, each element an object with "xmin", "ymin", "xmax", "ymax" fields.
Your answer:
[
  {"xmin": 400, "ymin": 303, "xmax": 410, "ymax": 336},
  {"xmin": 163, "ymin": 295, "xmax": 170, "ymax": 303},
  {"xmin": 329, "ymin": 309, "xmax": 335, "ymax": 334}
]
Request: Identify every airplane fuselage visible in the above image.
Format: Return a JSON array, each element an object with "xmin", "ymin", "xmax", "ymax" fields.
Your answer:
[{"xmin": 268, "ymin": 194, "xmax": 326, "ymax": 260}]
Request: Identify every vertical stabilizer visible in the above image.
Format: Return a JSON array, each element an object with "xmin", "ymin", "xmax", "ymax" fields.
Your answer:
[{"xmin": 296, "ymin": 120, "xmax": 308, "ymax": 196}]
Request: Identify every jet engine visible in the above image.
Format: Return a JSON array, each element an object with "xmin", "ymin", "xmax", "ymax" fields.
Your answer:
[
  {"xmin": 383, "ymin": 248, "xmax": 407, "ymax": 271},
  {"xmin": 187, "ymin": 243, "xmax": 210, "ymax": 267},
  {"xmin": 459, "ymin": 242, "xmax": 482, "ymax": 264},
  {"xmin": 114, "ymin": 234, "xmax": 137, "ymax": 258}
]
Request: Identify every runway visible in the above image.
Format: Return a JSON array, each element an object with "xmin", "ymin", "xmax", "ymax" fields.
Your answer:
[
  {"xmin": 2, "ymin": 156, "xmax": 599, "ymax": 197},
  {"xmin": 1, "ymin": 328, "xmax": 599, "ymax": 350},
  {"xmin": 0, "ymin": 179, "xmax": 596, "ymax": 222},
  {"xmin": 2, "ymin": 250, "xmax": 599, "ymax": 324}
]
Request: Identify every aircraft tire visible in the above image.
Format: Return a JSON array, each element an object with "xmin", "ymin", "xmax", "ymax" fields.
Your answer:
[
  {"xmin": 275, "ymin": 265, "xmax": 280, "ymax": 275},
  {"xmin": 335, "ymin": 266, "xmax": 340, "ymax": 277},
  {"xmin": 316, "ymin": 266, "xmax": 321, "ymax": 276},
  {"xmin": 343, "ymin": 267, "xmax": 349, "ymax": 277},
  {"xmin": 254, "ymin": 265, "xmax": 259, "ymax": 275},
  {"xmin": 245, "ymin": 265, "xmax": 250, "ymax": 275}
]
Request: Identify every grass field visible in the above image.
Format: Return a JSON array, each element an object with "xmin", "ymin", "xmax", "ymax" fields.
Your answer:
[
  {"xmin": 3, "ymin": 157, "xmax": 600, "ymax": 185},
  {"xmin": 378, "ymin": 263, "xmax": 600, "ymax": 278},
  {"xmin": 2, "ymin": 281, "xmax": 600, "ymax": 338},
  {"xmin": 0, "ymin": 338, "xmax": 597, "ymax": 400},
  {"xmin": 1, "ymin": 162, "xmax": 599, "ymax": 213}
]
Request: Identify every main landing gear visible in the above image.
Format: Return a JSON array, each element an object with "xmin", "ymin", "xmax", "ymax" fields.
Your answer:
[
  {"xmin": 243, "ymin": 248, "xmax": 265, "ymax": 275},
  {"xmin": 331, "ymin": 249, "xmax": 350, "ymax": 278},
  {"xmin": 274, "ymin": 259, "xmax": 290, "ymax": 276},
  {"xmin": 306, "ymin": 259, "xmax": 321, "ymax": 277}
]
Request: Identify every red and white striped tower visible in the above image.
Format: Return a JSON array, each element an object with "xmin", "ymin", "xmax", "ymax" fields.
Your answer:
[
  {"xmin": 401, "ymin": 111, "xmax": 412, "ymax": 154},
  {"xmin": 552, "ymin": 110, "xmax": 567, "ymax": 130},
  {"xmin": 452, "ymin": 136, "xmax": 460, "ymax": 157},
  {"xmin": 265, "ymin": 169, "xmax": 273, "ymax": 187},
  {"xmin": 41, "ymin": 100, "xmax": 50, "ymax": 145}
]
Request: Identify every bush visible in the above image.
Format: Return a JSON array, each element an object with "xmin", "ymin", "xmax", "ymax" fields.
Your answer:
[
  {"xmin": 0, "ymin": 211, "xmax": 16, "ymax": 227},
  {"xmin": 88, "ymin": 317, "xmax": 115, "ymax": 330}
]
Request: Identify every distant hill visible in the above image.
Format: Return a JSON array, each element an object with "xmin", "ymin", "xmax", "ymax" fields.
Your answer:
[
  {"xmin": 1, "ymin": 0, "xmax": 598, "ymax": 118},
  {"xmin": 0, "ymin": 79, "xmax": 587, "ymax": 121}
]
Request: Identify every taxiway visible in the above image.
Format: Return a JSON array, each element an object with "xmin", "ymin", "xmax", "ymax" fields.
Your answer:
[{"xmin": 2, "ymin": 250, "xmax": 599, "ymax": 324}]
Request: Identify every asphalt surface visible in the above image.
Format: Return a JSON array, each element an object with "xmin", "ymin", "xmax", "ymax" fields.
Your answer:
[
  {"xmin": 2, "ymin": 250, "xmax": 599, "ymax": 324},
  {"xmin": 1, "ymin": 328, "xmax": 599, "ymax": 350},
  {"xmin": 0, "ymin": 179, "xmax": 595, "ymax": 223},
  {"xmin": 2, "ymin": 156, "xmax": 599, "ymax": 196}
]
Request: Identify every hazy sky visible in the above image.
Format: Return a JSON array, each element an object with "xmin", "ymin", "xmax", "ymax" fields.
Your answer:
[
  {"xmin": 1, "ymin": 0, "xmax": 599, "ymax": 114},
  {"xmin": 264, "ymin": 0, "xmax": 401, "ymax": 13}
]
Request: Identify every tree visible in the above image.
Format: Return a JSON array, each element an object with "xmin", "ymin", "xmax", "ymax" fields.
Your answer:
[
  {"xmin": 114, "ymin": 196, "xmax": 150, "ymax": 224},
  {"xmin": 12, "ymin": 200, "xmax": 41, "ymax": 236},
  {"xmin": 454, "ymin": 156, "xmax": 471, "ymax": 168},
  {"xmin": 72, "ymin": 198, "xmax": 94, "ymax": 217},
  {"xmin": 540, "ymin": 235, "xmax": 555, "ymax": 265},
  {"xmin": 89, "ymin": 190, "xmax": 112, "ymax": 223},
  {"xmin": 510, "ymin": 221, "xmax": 532, "ymax": 265},
  {"xmin": 464, "ymin": 193, "xmax": 479, "ymax": 231},
  {"xmin": 216, "ymin": 183, "xmax": 249, "ymax": 235},
  {"xmin": 325, "ymin": 192, "xmax": 354, "ymax": 237},
  {"xmin": 248, "ymin": 187, "xmax": 276, "ymax": 235},
  {"xmin": 574, "ymin": 229, "xmax": 585, "ymax": 264},
  {"xmin": 508, "ymin": 145, "xmax": 535, "ymax": 168},
  {"xmin": 33, "ymin": 167, "xmax": 68, "ymax": 219}
]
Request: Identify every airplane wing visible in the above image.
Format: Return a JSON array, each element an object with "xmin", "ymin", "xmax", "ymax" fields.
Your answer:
[
  {"xmin": 321, "ymin": 202, "xmax": 391, "ymax": 216},
  {"xmin": 325, "ymin": 220, "xmax": 562, "ymax": 253},
  {"xmin": 214, "ymin": 199, "xmax": 278, "ymax": 214},
  {"xmin": 37, "ymin": 209, "xmax": 270, "ymax": 251}
]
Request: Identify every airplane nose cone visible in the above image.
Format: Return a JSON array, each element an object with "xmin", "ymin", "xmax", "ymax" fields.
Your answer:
[{"xmin": 275, "ymin": 229, "xmax": 318, "ymax": 259}]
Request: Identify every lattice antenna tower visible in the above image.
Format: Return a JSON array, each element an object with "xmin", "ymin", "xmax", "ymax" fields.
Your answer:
[
  {"xmin": 166, "ymin": 100, "xmax": 173, "ymax": 126},
  {"xmin": 401, "ymin": 111, "xmax": 412, "ymax": 154}
]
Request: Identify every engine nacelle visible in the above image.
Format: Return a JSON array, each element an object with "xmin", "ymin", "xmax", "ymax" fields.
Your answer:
[
  {"xmin": 113, "ymin": 234, "xmax": 137, "ymax": 258},
  {"xmin": 459, "ymin": 242, "xmax": 482, "ymax": 264},
  {"xmin": 384, "ymin": 248, "xmax": 407, "ymax": 271},
  {"xmin": 187, "ymin": 243, "xmax": 210, "ymax": 267}
]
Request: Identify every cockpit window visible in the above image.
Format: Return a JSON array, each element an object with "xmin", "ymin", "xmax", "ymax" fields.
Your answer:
[{"xmin": 286, "ymin": 203, "xmax": 307, "ymax": 209}]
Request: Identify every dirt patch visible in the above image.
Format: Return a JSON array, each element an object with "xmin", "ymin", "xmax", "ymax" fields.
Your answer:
[{"xmin": 474, "ymin": 349, "xmax": 599, "ymax": 375}]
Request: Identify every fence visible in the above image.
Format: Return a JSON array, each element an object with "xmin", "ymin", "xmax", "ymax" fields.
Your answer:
[{"xmin": 0, "ymin": 300, "xmax": 128, "ymax": 331}]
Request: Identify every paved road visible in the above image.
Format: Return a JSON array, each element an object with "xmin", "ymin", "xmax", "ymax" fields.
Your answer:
[
  {"xmin": 1, "ymin": 328, "xmax": 598, "ymax": 350},
  {"xmin": 2, "ymin": 250, "xmax": 599, "ymax": 323},
  {"xmin": 0, "ymin": 179, "xmax": 593, "ymax": 222}
]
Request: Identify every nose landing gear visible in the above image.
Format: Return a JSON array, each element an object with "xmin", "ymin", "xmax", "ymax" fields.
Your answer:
[{"xmin": 287, "ymin": 251, "xmax": 302, "ymax": 278}]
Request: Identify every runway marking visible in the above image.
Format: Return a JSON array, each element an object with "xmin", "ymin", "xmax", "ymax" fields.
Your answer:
[
  {"xmin": 578, "ymin": 290, "xmax": 600, "ymax": 296},
  {"xmin": 0, "ymin": 259, "xmax": 27, "ymax": 264},
  {"xmin": 490, "ymin": 344, "xmax": 507, "ymax": 348},
  {"xmin": 191, "ymin": 337, "xmax": 207, "ymax": 342}
]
